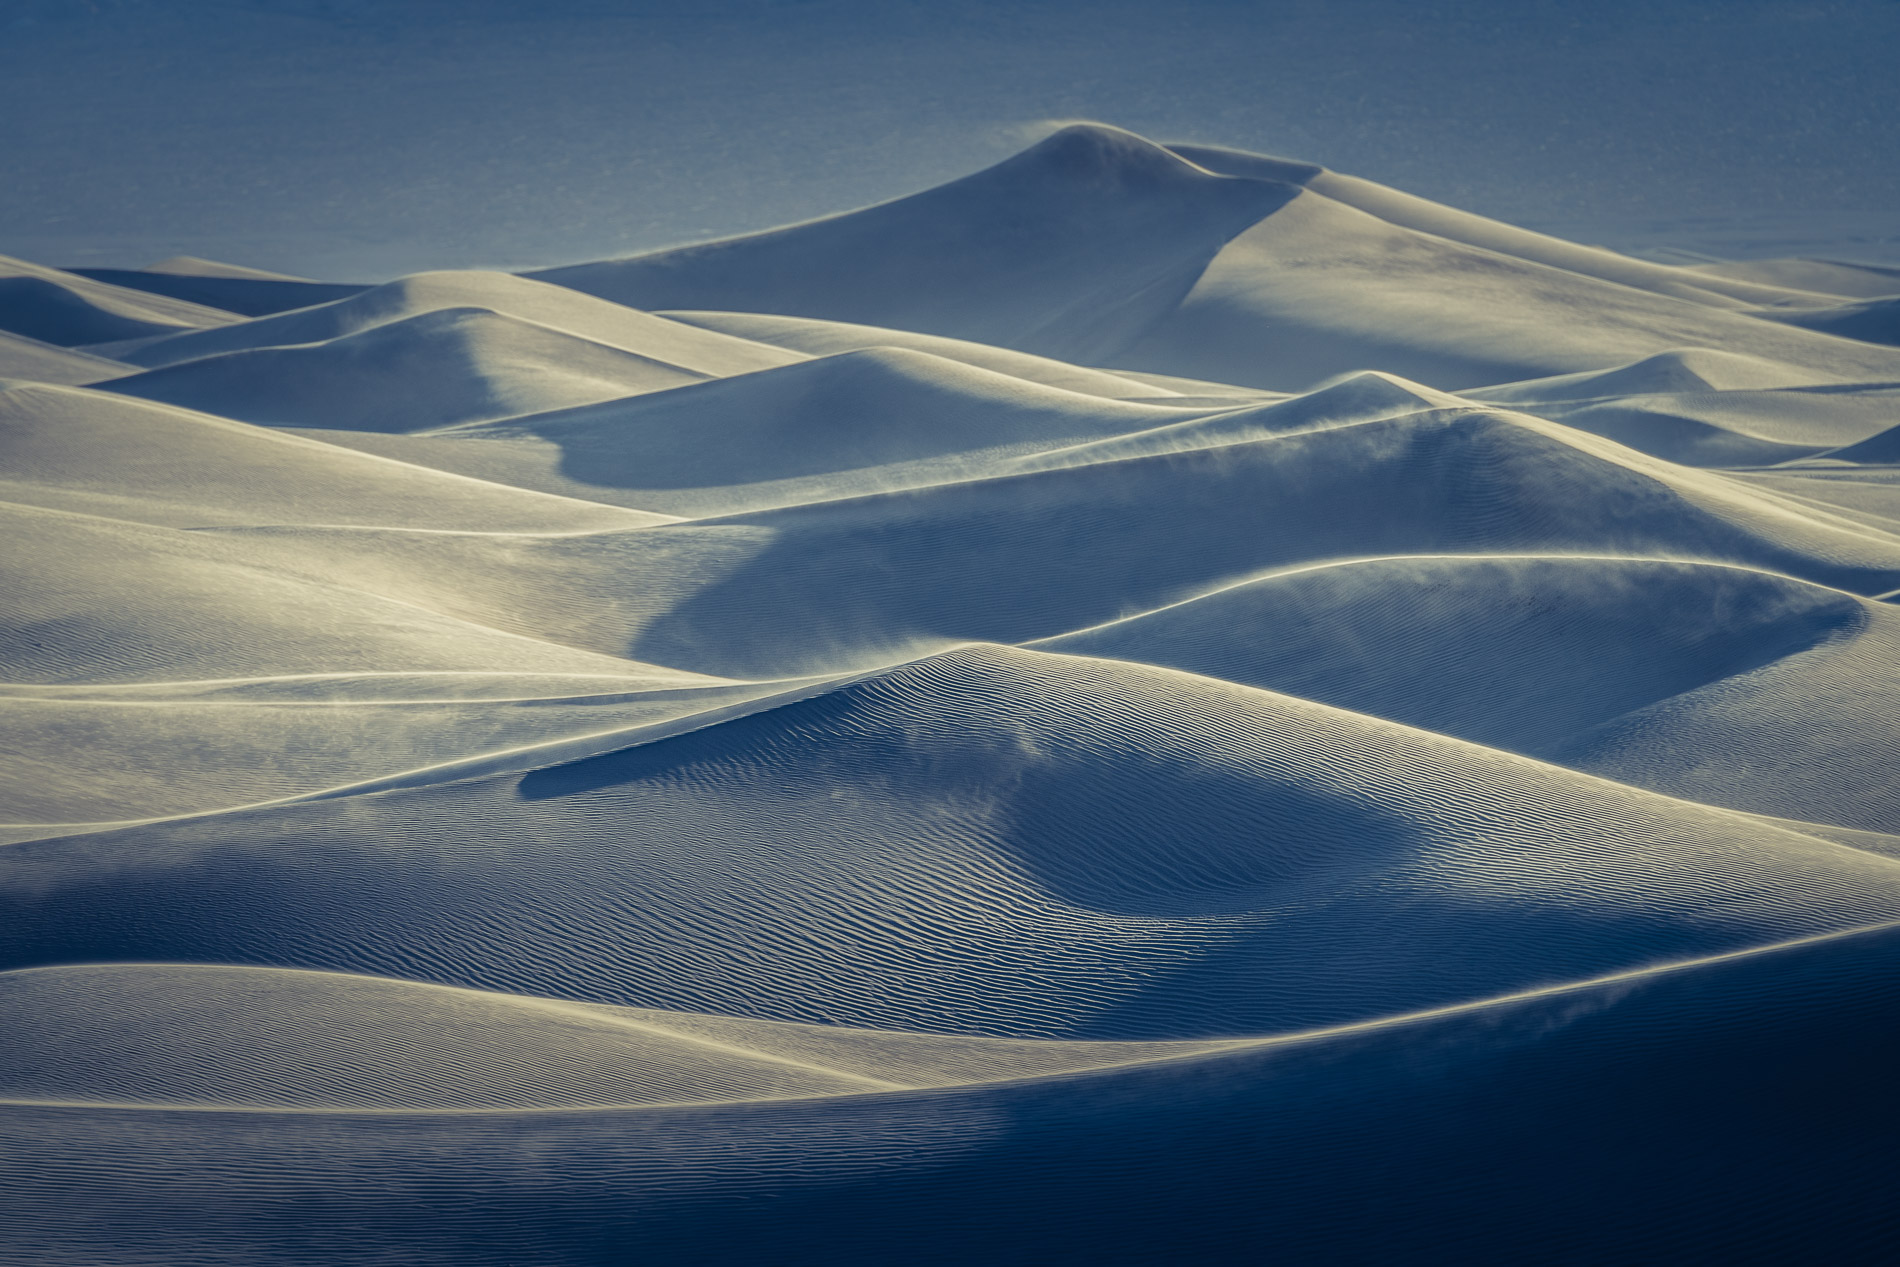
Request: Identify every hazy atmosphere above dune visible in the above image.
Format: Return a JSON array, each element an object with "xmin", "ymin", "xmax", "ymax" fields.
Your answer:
[
  {"xmin": 4, "ymin": 4, "xmax": 1900, "ymax": 1264},
  {"xmin": 6, "ymin": 0, "xmax": 1900, "ymax": 276}
]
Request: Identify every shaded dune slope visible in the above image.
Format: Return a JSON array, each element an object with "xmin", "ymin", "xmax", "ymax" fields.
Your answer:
[
  {"xmin": 1546, "ymin": 598, "xmax": 1900, "ymax": 833},
  {"xmin": 1039, "ymin": 556, "xmax": 1900, "ymax": 831},
  {"xmin": 1763, "ymin": 295, "xmax": 1900, "ymax": 346},
  {"xmin": 1826, "ymin": 421, "xmax": 1900, "ymax": 464},
  {"xmin": 0, "ymin": 255, "xmax": 238, "ymax": 346}
]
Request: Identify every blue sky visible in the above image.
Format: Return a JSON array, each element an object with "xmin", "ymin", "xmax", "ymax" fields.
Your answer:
[{"xmin": 5, "ymin": 0, "xmax": 1897, "ymax": 277}]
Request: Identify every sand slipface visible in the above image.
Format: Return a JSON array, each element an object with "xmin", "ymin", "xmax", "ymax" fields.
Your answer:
[{"xmin": 5, "ymin": 125, "xmax": 1900, "ymax": 1264}]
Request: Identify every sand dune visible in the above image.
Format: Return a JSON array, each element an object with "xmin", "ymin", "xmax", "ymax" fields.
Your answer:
[
  {"xmin": 1169, "ymin": 142, "xmax": 1830, "ymax": 308},
  {"xmin": 1823, "ymin": 422, "xmax": 1900, "ymax": 465},
  {"xmin": 0, "ymin": 500, "xmax": 671, "ymax": 683},
  {"xmin": 1725, "ymin": 468, "xmax": 1900, "ymax": 531},
  {"xmin": 0, "ymin": 254, "xmax": 239, "ymax": 347},
  {"xmin": 1039, "ymin": 556, "xmax": 1900, "ymax": 831},
  {"xmin": 7, "ymin": 646, "xmax": 1900, "ymax": 1043},
  {"xmin": 9, "ymin": 919, "xmax": 1897, "ymax": 1264},
  {"xmin": 0, "ymin": 963, "xmax": 901, "ymax": 1109},
  {"xmin": 1691, "ymin": 256, "xmax": 1900, "ymax": 300},
  {"xmin": 1114, "ymin": 189, "xmax": 1900, "ymax": 389},
  {"xmin": 1000, "ymin": 371, "xmax": 1468, "ymax": 468},
  {"xmin": 1512, "ymin": 390, "xmax": 1900, "ymax": 467},
  {"xmin": 530, "ymin": 125, "xmax": 1299, "ymax": 366},
  {"xmin": 531, "ymin": 124, "xmax": 1900, "ymax": 391},
  {"xmin": 1762, "ymin": 295, "xmax": 1900, "ymax": 346},
  {"xmin": 1446, "ymin": 399, "xmax": 1831, "ymax": 467},
  {"xmin": 0, "ymin": 675, "xmax": 775, "ymax": 827},
  {"xmin": 1037, "ymin": 557, "xmax": 1862, "ymax": 751},
  {"xmin": 1, "ymin": 963, "xmax": 1231, "ymax": 1111},
  {"xmin": 1546, "ymin": 596, "xmax": 1900, "ymax": 833},
  {"xmin": 0, "ymin": 382, "xmax": 662, "ymax": 530},
  {"xmin": 180, "ymin": 402, "xmax": 1900, "ymax": 682},
  {"xmin": 1469, "ymin": 348, "xmax": 1854, "ymax": 401},
  {"xmin": 659, "ymin": 309, "xmax": 1187, "ymax": 399},
  {"xmin": 66, "ymin": 261, "xmax": 369, "ymax": 319},
  {"xmin": 0, "ymin": 329, "xmax": 127, "ymax": 386},
  {"xmin": 97, "ymin": 307, "xmax": 720, "ymax": 432},
  {"xmin": 109, "ymin": 269, "xmax": 804, "ymax": 374},
  {"xmin": 307, "ymin": 347, "xmax": 1208, "ymax": 516},
  {"xmin": 1456, "ymin": 349, "xmax": 1900, "ymax": 464},
  {"xmin": 8, "ymin": 122, "xmax": 1900, "ymax": 1262}
]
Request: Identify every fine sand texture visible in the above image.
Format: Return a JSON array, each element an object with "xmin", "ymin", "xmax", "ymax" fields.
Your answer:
[{"xmin": 6, "ymin": 125, "xmax": 1900, "ymax": 1264}]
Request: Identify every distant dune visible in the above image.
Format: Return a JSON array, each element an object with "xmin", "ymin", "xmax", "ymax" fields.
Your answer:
[
  {"xmin": 1762, "ymin": 295, "xmax": 1900, "ymax": 347},
  {"xmin": 307, "ymin": 346, "xmax": 1205, "ymax": 516},
  {"xmin": 533, "ymin": 125, "xmax": 1900, "ymax": 389},
  {"xmin": 105, "ymin": 270, "xmax": 803, "ymax": 373},
  {"xmin": 6, "ymin": 125, "xmax": 1900, "ymax": 1263},
  {"xmin": 64, "ymin": 257, "xmax": 370, "ymax": 319},
  {"xmin": 97, "ymin": 308, "xmax": 726, "ymax": 432},
  {"xmin": 1692, "ymin": 256, "xmax": 1900, "ymax": 300},
  {"xmin": 0, "ymin": 330, "xmax": 129, "ymax": 386},
  {"xmin": 0, "ymin": 254, "xmax": 239, "ymax": 347}
]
